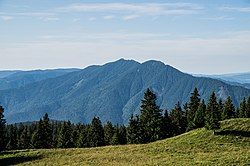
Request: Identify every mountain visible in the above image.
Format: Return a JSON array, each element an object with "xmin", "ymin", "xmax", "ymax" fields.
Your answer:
[
  {"xmin": 0, "ymin": 59, "xmax": 250, "ymax": 124},
  {"xmin": 0, "ymin": 68, "xmax": 80, "ymax": 90},
  {"xmin": 194, "ymin": 72, "xmax": 250, "ymax": 89}
]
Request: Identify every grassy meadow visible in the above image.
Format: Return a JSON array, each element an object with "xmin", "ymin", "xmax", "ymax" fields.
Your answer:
[{"xmin": 0, "ymin": 118, "xmax": 249, "ymax": 166}]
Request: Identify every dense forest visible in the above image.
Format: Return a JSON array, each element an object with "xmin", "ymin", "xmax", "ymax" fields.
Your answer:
[{"xmin": 0, "ymin": 88, "xmax": 249, "ymax": 151}]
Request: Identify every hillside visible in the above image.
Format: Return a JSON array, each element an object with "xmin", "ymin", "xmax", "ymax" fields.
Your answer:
[
  {"xmin": 1, "ymin": 59, "xmax": 250, "ymax": 124},
  {"xmin": 0, "ymin": 69, "xmax": 80, "ymax": 90},
  {"xmin": 1, "ymin": 118, "xmax": 249, "ymax": 165}
]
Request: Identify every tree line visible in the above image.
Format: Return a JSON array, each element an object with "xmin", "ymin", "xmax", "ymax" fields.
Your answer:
[{"xmin": 0, "ymin": 88, "xmax": 249, "ymax": 151}]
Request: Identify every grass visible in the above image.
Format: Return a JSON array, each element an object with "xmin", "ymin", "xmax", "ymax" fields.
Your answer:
[{"xmin": 1, "ymin": 118, "xmax": 249, "ymax": 166}]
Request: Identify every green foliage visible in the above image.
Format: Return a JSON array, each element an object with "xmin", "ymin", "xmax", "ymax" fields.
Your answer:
[
  {"xmin": 57, "ymin": 121, "xmax": 73, "ymax": 148},
  {"xmin": 1, "ymin": 118, "xmax": 249, "ymax": 166},
  {"xmin": 89, "ymin": 117, "xmax": 105, "ymax": 147},
  {"xmin": 127, "ymin": 115, "xmax": 142, "ymax": 144},
  {"xmin": 169, "ymin": 102, "xmax": 187, "ymax": 135},
  {"xmin": 193, "ymin": 99, "xmax": 206, "ymax": 128},
  {"xmin": 239, "ymin": 98, "xmax": 247, "ymax": 118},
  {"xmin": 205, "ymin": 92, "xmax": 220, "ymax": 130},
  {"xmin": 104, "ymin": 121, "xmax": 114, "ymax": 145},
  {"xmin": 222, "ymin": 96, "xmax": 235, "ymax": 120},
  {"xmin": 139, "ymin": 88, "xmax": 164, "ymax": 143},
  {"xmin": 6, "ymin": 125, "xmax": 18, "ymax": 150},
  {"xmin": 187, "ymin": 88, "xmax": 200, "ymax": 131},
  {"xmin": 0, "ymin": 105, "xmax": 6, "ymax": 151},
  {"xmin": 31, "ymin": 113, "xmax": 53, "ymax": 149}
]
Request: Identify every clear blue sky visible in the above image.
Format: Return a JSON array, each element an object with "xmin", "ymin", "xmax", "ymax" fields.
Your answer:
[{"xmin": 0, "ymin": 0, "xmax": 250, "ymax": 74}]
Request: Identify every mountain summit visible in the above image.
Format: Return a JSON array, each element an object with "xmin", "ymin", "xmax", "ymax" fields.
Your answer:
[{"xmin": 1, "ymin": 59, "xmax": 249, "ymax": 124}]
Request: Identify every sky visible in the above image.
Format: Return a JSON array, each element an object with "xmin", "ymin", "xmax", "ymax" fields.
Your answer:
[{"xmin": 0, "ymin": 0, "xmax": 250, "ymax": 74}]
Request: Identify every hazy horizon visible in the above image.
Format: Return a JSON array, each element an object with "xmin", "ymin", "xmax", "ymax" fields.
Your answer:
[{"xmin": 1, "ymin": 0, "xmax": 250, "ymax": 74}]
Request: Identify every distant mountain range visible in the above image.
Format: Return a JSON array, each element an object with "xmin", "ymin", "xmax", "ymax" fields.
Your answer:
[
  {"xmin": 0, "ymin": 59, "xmax": 249, "ymax": 124},
  {"xmin": 194, "ymin": 72, "xmax": 250, "ymax": 89}
]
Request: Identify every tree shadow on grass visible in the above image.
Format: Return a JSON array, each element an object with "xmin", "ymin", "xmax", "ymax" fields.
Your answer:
[
  {"xmin": 214, "ymin": 130, "xmax": 250, "ymax": 137},
  {"xmin": 0, "ymin": 151, "xmax": 43, "ymax": 166}
]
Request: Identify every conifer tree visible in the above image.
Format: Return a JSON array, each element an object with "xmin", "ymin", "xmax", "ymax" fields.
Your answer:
[
  {"xmin": 127, "ymin": 114, "xmax": 142, "ymax": 144},
  {"xmin": 31, "ymin": 119, "xmax": 44, "ymax": 149},
  {"xmin": 187, "ymin": 88, "xmax": 200, "ymax": 131},
  {"xmin": 170, "ymin": 102, "xmax": 187, "ymax": 135},
  {"xmin": 110, "ymin": 127, "xmax": 119, "ymax": 145},
  {"xmin": 217, "ymin": 99, "xmax": 223, "ymax": 121},
  {"xmin": 205, "ymin": 92, "xmax": 220, "ymax": 130},
  {"xmin": 222, "ymin": 96, "xmax": 235, "ymax": 120},
  {"xmin": 57, "ymin": 121, "xmax": 73, "ymax": 148},
  {"xmin": 139, "ymin": 88, "xmax": 164, "ymax": 143},
  {"xmin": 104, "ymin": 121, "xmax": 114, "ymax": 145},
  {"xmin": 246, "ymin": 96, "xmax": 250, "ymax": 118},
  {"xmin": 18, "ymin": 126, "xmax": 30, "ymax": 149},
  {"xmin": 89, "ymin": 117, "xmax": 105, "ymax": 147},
  {"xmin": 6, "ymin": 125, "xmax": 18, "ymax": 150},
  {"xmin": 193, "ymin": 99, "xmax": 206, "ymax": 128},
  {"xmin": 239, "ymin": 98, "xmax": 247, "ymax": 118},
  {"xmin": 42, "ymin": 113, "xmax": 52, "ymax": 148},
  {"xmin": 0, "ymin": 106, "xmax": 6, "ymax": 151},
  {"xmin": 117, "ymin": 125, "xmax": 127, "ymax": 145},
  {"xmin": 162, "ymin": 110, "xmax": 173, "ymax": 138}
]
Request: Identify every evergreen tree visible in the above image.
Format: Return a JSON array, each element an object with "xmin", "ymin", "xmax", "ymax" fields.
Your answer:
[
  {"xmin": 31, "ymin": 119, "xmax": 44, "ymax": 149},
  {"xmin": 246, "ymin": 96, "xmax": 250, "ymax": 118},
  {"xmin": 104, "ymin": 121, "xmax": 114, "ymax": 145},
  {"xmin": 89, "ymin": 117, "xmax": 105, "ymax": 147},
  {"xmin": 18, "ymin": 126, "xmax": 30, "ymax": 149},
  {"xmin": 222, "ymin": 96, "xmax": 235, "ymax": 120},
  {"xmin": 169, "ymin": 102, "xmax": 187, "ymax": 135},
  {"xmin": 6, "ymin": 125, "xmax": 18, "ymax": 150},
  {"xmin": 110, "ymin": 127, "xmax": 119, "ymax": 145},
  {"xmin": 57, "ymin": 121, "xmax": 73, "ymax": 148},
  {"xmin": 239, "ymin": 98, "xmax": 247, "ymax": 118},
  {"xmin": 217, "ymin": 99, "xmax": 223, "ymax": 121},
  {"xmin": 205, "ymin": 92, "xmax": 220, "ymax": 130},
  {"xmin": 117, "ymin": 125, "xmax": 127, "ymax": 145},
  {"xmin": 187, "ymin": 88, "xmax": 200, "ymax": 131},
  {"xmin": 72, "ymin": 124, "xmax": 83, "ymax": 148},
  {"xmin": 162, "ymin": 110, "xmax": 173, "ymax": 138},
  {"xmin": 0, "ymin": 106, "xmax": 6, "ymax": 151},
  {"xmin": 42, "ymin": 113, "xmax": 52, "ymax": 148},
  {"xmin": 127, "ymin": 114, "xmax": 142, "ymax": 144},
  {"xmin": 193, "ymin": 99, "xmax": 206, "ymax": 128},
  {"xmin": 77, "ymin": 125, "xmax": 90, "ymax": 148},
  {"xmin": 139, "ymin": 88, "xmax": 164, "ymax": 143}
]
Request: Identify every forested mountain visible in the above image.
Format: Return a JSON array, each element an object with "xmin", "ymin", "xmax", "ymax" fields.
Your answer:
[
  {"xmin": 0, "ymin": 69, "xmax": 80, "ymax": 90},
  {"xmin": 194, "ymin": 72, "xmax": 250, "ymax": 89},
  {"xmin": 0, "ymin": 59, "xmax": 249, "ymax": 124}
]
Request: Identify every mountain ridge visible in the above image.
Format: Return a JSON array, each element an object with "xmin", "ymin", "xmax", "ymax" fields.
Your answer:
[{"xmin": 0, "ymin": 59, "xmax": 249, "ymax": 124}]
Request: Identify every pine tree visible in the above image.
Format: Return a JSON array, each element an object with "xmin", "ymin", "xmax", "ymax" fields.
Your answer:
[
  {"xmin": 110, "ymin": 127, "xmax": 119, "ymax": 145},
  {"xmin": 77, "ymin": 125, "xmax": 90, "ymax": 148},
  {"xmin": 222, "ymin": 96, "xmax": 235, "ymax": 120},
  {"xmin": 18, "ymin": 126, "xmax": 30, "ymax": 149},
  {"xmin": 239, "ymin": 98, "xmax": 247, "ymax": 118},
  {"xmin": 162, "ymin": 110, "xmax": 173, "ymax": 138},
  {"xmin": 0, "ymin": 106, "xmax": 6, "ymax": 151},
  {"xmin": 187, "ymin": 88, "xmax": 200, "ymax": 131},
  {"xmin": 205, "ymin": 92, "xmax": 220, "ymax": 130},
  {"xmin": 57, "ymin": 121, "xmax": 73, "ymax": 148},
  {"xmin": 127, "ymin": 114, "xmax": 142, "ymax": 144},
  {"xmin": 139, "ymin": 88, "xmax": 164, "ymax": 143},
  {"xmin": 42, "ymin": 113, "xmax": 52, "ymax": 148},
  {"xmin": 89, "ymin": 117, "xmax": 105, "ymax": 147},
  {"xmin": 246, "ymin": 96, "xmax": 250, "ymax": 118},
  {"xmin": 193, "ymin": 99, "xmax": 206, "ymax": 128},
  {"xmin": 169, "ymin": 102, "xmax": 187, "ymax": 135},
  {"xmin": 31, "ymin": 119, "xmax": 44, "ymax": 149},
  {"xmin": 6, "ymin": 125, "xmax": 18, "ymax": 150},
  {"xmin": 217, "ymin": 99, "xmax": 223, "ymax": 121},
  {"xmin": 117, "ymin": 125, "xmax": 127, "ymax": 145},
  {"xmin": 104, "ymin": 121, "xmax": 114, "ymax": 145}
]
